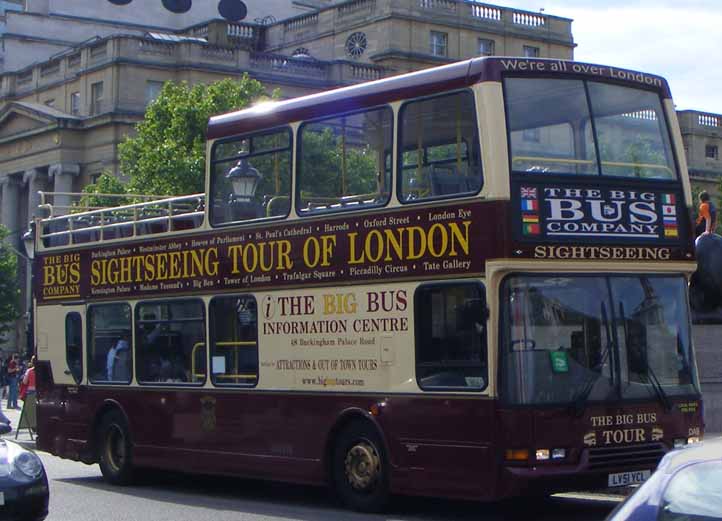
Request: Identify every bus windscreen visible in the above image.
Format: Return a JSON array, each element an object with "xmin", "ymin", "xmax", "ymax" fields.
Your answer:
[{"xmin": 501, "ymin": 274, "xmax": 699, "ymax": 406}]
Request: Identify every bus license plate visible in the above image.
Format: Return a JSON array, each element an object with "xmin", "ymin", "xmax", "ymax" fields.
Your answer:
[{"xmin": 607, "ymin": 470, "xmax": 651, "ymax": 487}]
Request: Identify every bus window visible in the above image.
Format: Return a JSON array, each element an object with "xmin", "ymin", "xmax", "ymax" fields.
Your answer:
[
  {"xmin": 135, "ymin": 300, "xmax": 206, "ymax": 385},
  {"xmin": 414, "ymin": 283, "xmax": 487, "ymax": 391},
  {"xmin": 209, "ymin": 295, "xmax": 258, "ymax": 387},
  {"xmin": 399, "ymin": 91, "xmax": 482, "ymax": 202},
  {"xmin": 505, "ymin": 78, "xmax": 597, "ymax": 175},
  {"xmin": 587, "ymin": 82, "xmax": 677, "ymax": 179},
  {"xmin": 88, "ymin": 304, "xmax": 132, "ymax": 384},
  {"xmin": 210, "ymin": 128, "xmax": 292, "ymax": 226},
  {"xmin": 297, "ymin": 106, "xmax": 392, "ymax": 214},
  {"xmin": 505, "ymin": 77, "xmax": 677, "ymax": 179},
  {"xmin": 65, "ymin": 312, "xmax": 83, "ymax": 384}
]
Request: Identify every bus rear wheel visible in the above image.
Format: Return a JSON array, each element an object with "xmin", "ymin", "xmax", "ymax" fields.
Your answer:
[
  {"xmin": 332, "ymin": 420, "xmax": 389, "ymax": 512},
  {"xmin": 98, "ymin": 411, "xmax": 134, "ymax": 485}
]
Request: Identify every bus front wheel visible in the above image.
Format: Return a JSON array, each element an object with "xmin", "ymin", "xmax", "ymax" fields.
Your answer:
[
  {"xmin": 332, "ymin": 420, "xmax": 389, "ymax": 512},
  {"xmin": 98, "ymin": 411, "xmax": 134, "ymax": 485}
]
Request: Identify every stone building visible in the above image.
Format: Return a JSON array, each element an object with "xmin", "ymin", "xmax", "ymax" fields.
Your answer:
[
  {"xmin": 0, "ymin": 0, "xmax": 575, "ymax": 351},
  {"xmin": 678, "ymin": 110, "xmax": 722, "ymax": 198}
]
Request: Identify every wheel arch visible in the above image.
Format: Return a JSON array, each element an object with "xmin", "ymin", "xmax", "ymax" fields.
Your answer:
[
  {"xmin": 87, "ymin": 399, "xmax": 132, "ymax": 462},
  {"xmin": 322, "ymin": 407, "xmax": 392, "ymax": 486}
]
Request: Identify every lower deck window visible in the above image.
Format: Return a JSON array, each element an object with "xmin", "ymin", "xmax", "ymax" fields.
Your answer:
[
  {"xmin": 135, "ymin": 300, "xmax": 206, "ymax": 385},
  {"xmin": 88, "ymin": 303, "xmax": 132, "ymax": 384},
  {"xmin": 209, "ymin": 296, "xmax": 259, "ymax": 386},
  {"xmin": 415, "ymin": 283, "xmax": 488, "ymax": 390}
]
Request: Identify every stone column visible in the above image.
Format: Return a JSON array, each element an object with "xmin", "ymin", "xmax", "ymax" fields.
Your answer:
[
  {"xmin": 0, "ymin": 175, "xmax": 21, "ymax": 241},
  {"xmin": 48, "ymin": 163, "xmax": 80, "ymax": 216},
  {"xmin": 23, "ymin": 168, "xmax": 47, "ymax": 219}
]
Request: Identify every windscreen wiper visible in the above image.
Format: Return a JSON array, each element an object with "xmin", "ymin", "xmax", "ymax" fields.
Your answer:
[
  {"xmin": 570, "ymin": 302, "xmax": 612, "ymax": 417},
  {"xmin": 618, "ymin": 301, "xmax": 672, "ymax": 413}
]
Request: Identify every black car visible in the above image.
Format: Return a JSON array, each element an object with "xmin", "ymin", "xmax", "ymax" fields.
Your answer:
[{"xmin": 0, "ymin": 438, "xmax": 49, "ymax": 521}]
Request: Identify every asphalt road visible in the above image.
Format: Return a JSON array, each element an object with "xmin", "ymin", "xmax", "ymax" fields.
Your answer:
[{"xmin": 31, "ymin": 452, "xmax": 620, "ymax": 521}]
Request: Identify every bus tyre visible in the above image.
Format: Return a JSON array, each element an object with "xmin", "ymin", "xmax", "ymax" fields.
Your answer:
[
  {"xmin": 98, "ymin": 412, "xmax": 134, "ymax": 486},
  {"xmin": 332, "ymin": 421, "xmax": 389, "ymax": 512}
]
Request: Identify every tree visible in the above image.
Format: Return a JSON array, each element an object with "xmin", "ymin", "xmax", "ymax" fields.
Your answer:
[
  {"xmin": 78, "ymin": 172, "xmax": 129, "ymax": 210},
  {"xmin": 120, "ymin": 76, "xmax": 267, "ymax": 196},
  {"xmin": 0, "ymin": 226, "xmax": 20, "ymax": 339}
]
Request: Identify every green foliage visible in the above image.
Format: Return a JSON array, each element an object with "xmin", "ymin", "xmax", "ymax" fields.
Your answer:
[
  {"xmin": 0, "ymin": 226, "xmax": 20, "ymax": 335},
  {"xmin": 121, "ymin": 76, "xmax": 267, "ymax": 196},
  {"xmin": 78, "ymin": 173, "xmax": 128, "ymax": 210},
  {"xmin": 298, "ymin": 127, "xmax": 380, "ymax": 200}
]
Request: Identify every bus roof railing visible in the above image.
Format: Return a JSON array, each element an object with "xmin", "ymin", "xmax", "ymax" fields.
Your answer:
[{"xmin": 37, "ymin": 191, "xmax": 205, "ymax": 248}]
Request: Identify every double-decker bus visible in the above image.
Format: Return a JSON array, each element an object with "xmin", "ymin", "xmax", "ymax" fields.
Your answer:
[{"xmin": 30, "ymin": 56, "xmax": 703, "ymax": 511}]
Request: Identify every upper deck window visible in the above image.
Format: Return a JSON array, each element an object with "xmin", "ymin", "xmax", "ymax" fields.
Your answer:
[
  {"xmin": 297, "ymin": 107, "xmax": 392, "ymax": 215},
  {"xmin": 210, "ymin": 128, "xmax": 292, "ymax": 226},
  {"xmin": 505, "ymin": 77, "xmax": 677, "ymax": 180},
  {"xmin": 398, "ymin": 91, "xmax": 482, "ymax": 202}
]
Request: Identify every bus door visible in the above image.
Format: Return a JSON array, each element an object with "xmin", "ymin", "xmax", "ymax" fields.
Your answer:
[
  {"xmin": 393, "ymin": 282, "xmax": 495, "ymax": 497},
  {"xmin": 36, "ymin": 304, "xmax": 90, "ymax": 454}
]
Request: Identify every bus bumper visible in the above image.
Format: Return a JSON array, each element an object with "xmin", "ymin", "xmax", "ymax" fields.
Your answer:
[{"xmin": 497, "ymin": 443, "xmax": 667, "ymax": 498}]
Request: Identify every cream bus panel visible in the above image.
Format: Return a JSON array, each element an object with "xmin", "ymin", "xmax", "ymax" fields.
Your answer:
[
  {"xmin": 256, "ymin": 283, "xmax": 416, "ymax": 393},
  {"xmin": 36, "ymin": 304, "xmax": 85, "ymax": 386},
  {"xmin": 254, "ymin": 280, "xmax": 489, "ymax": 394}
]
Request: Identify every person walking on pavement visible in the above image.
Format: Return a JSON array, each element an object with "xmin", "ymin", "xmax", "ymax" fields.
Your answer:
[{"xmin": 7, "ymin": 354, "xmax": 20, "ymax": 409}]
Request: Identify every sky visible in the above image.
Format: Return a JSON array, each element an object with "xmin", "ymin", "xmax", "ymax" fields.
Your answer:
[{"xmin": 490, "ymin": 0, "xmax": 722, "ymax": 114}]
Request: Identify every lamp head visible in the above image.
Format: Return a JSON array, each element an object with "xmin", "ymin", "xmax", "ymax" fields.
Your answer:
[{"xmin": 226, "ymin": 159, "xmax": 261, "ymax": 202}]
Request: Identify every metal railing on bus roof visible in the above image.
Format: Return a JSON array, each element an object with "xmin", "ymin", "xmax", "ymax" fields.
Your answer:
[{"xmin": 38, "ymin": 191, "xmax": 205, "ymax": 248}]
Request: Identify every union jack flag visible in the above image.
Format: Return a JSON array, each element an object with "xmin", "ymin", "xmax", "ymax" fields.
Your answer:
[{"xmin": 520, "ymin": 187, "xmax": 537, "ymax": 199}]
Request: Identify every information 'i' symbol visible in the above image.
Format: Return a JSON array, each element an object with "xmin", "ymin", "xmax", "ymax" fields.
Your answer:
[{"xmin": 263, "ymin": 295, "xmax": 275, "ymax": 320}]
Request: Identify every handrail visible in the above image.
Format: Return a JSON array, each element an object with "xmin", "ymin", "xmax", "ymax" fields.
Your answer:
[
  {"xmin": 38, "ymin": 193, "xmax": 205, "ymax": 247},
  {"xmin": 512, "ymin": 156, "xmax": 674, "ymax": 174},
  {"xmin": 191, "ymin": 341, "xmax": 258, "ymax": 381}
]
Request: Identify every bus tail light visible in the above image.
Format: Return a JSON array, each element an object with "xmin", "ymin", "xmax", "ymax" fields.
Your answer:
[{"xmin": 505, "ymin": 449, "xmax": 529, "ymax": 462}]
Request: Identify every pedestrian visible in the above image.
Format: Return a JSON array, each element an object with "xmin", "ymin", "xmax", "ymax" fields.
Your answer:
[
  {"xmin": 695, "ymin": 191, "xmax": 717, "ymax": 237},
  {"xmin": 7, "ymin": 353, "xmax": 20, "ymax": 409},
  {"xmin": 0, "ymin": 351, "xmax": 7, "ymax": 401},
  {"xmin": 23, "ymin": 356, "xmax": 36, "ymax": 397}
]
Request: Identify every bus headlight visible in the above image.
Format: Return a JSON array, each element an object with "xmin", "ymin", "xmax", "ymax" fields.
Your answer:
[
  {"xmin": 687, "ymin": 436, "xmax": 701, "ymax": 445},
  {"xmin": 535, "ymin": 449, "xmax": 550, "ymax": 461}
]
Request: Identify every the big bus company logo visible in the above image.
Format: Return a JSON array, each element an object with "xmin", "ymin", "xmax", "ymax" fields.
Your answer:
[{"xmin": 518, "ymin": 185, "xmax": 680, "ymax": 240}]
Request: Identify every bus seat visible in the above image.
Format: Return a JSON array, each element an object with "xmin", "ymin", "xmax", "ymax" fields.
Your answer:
[{"xmin": 430, "ymin": 166, "xmax": 476, "ymax": 196}]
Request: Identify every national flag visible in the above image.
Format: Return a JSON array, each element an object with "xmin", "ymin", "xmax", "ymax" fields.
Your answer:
[
  {"xmin": 663, "ymin": 215, "xmax": 677, "ymax": 224},
  {"xmin": 520, "ymin": 187, "xmax": 537, "ymax": 199},
  {"xmin": 662, "ymin": 205, "xmax": 676, "ymax": 216},
  {"xmin": 523, "ymin": 223, "xmax": 540, "ymax": 235},
  {"xmin": 521, "ymin": 199, "xmax": 538, "ymax": 211},
  {"xmin": 663, "ymin": 194, "xmax": 676, "ymax": 205},
  {"xmin": 522, "ymin": 214, "xmax": 539, "ymax": 223},
  {"xmin": 664, "ymin": 228, "xmax": 678, "ymax": 237}
]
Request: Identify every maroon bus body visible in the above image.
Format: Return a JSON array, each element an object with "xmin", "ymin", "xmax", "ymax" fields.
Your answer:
[
  {"xmin": 34, "ymin": 57, "xmax": 701, "ymax": 503},
  {"xmin": 35, "ymin": 362, "xmax": 702, "ymax": 500}
]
